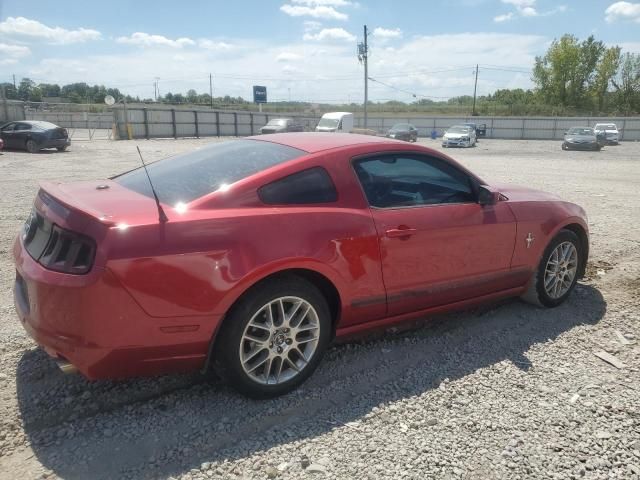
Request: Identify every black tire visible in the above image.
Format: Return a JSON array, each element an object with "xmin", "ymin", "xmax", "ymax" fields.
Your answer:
[
  {"xmin": 213, "ymin": 275, "xmax": 332, "ymax": 398},
  {"xmin": 26, "ymin": 139, "xmax": 39, "ymax": 153},
  {"xmin": 562, "ymin": 143, "xmax": 568, "ymax": 150},
  {"xmin": 57, "ymin": 146, "xmax": 68, "ymax": 152},
  {"xmin": 522, "ymin": 229, "xmax": 583, "ymax": 308}
]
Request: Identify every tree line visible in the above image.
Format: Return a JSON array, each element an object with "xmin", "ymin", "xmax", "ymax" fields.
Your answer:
[{"xmin": 2, "ymin": 34, "xmax": 639, "ymax": 115}]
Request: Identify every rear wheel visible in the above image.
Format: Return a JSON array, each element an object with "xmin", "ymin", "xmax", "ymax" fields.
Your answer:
[
  {"xmin": 562, "ymin": 143, "xmax": 569, "ymax": 151},
  {"xmin": 57, "ymin": 146, "xmax": 67, "ymax": 152},
  {"xmin": 214, "ymin": 276, "xmax": 331, "ymax": 398},
  {"xmin": 522, "ymin": 229, "xmax": 583, "ymax": 308},
  {"xmin": 26, "ymin": 139, "xmax": 39, "ymax": 153}
]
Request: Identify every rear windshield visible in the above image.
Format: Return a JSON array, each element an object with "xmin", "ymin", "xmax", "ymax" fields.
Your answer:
[{"xmin": 114, "ymin": 140, "xmax": 306, "ymax": 205}]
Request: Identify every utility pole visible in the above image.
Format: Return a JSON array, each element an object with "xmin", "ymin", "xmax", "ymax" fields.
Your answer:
[
  {"xmin": 209, "ymin": 73, "xmax": 214, "ymax": 109},
  {"xmin": 358, "ymin": 25, "xmax": 369, "ymax": 128},
  {"xmin": 13, "ymin": 74, "xmax": 16, "ymax": 90},
  {"xmin": 472, "ymin": 64, "xmax": 479, "ymax": 116},
  {"xmin": 155, "ymin": 77, "xmax": 160, "ymax": 101}
]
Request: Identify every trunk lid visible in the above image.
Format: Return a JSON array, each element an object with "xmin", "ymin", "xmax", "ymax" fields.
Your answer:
[{"xmin": 38, "ymin": 180, "xmax": 163, "ymax": 227}]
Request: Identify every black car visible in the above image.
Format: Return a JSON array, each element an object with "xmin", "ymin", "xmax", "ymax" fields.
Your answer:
[
  {"xmin": 462, "ymin": 122, "xmax": 486, "ymax": 139},
  {"xmin": 562, "ymin": 127, "xmax": 604, "ymax": 151},
  {"xmin": 0, "ymin": 121, "xmax": 70, "ymax": 153},
  {"xmin": 260, "ymin": 118, "xmax": 304, "ymax": 134},
  {"xmin": 386, "ymin": 123, "xmax": 418, "ymax": 142}
]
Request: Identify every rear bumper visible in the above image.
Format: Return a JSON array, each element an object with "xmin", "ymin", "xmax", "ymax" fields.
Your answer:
[
  {"xmin": 41, "ymin": 138, "xmax": 71, "ymax": 149},
  {"xmin": 13, "ymin": 236, "xmax": 212, "ymax": 380}
]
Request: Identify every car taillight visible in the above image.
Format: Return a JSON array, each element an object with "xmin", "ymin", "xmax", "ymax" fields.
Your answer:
[{"xmin": 38, "ymin": 225, "xmax": 96, "ymax": 274}]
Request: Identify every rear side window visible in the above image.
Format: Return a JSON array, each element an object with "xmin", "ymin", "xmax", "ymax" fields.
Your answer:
[
  {"xmin": 259, "ymin": 167, "xmax": 337, "ymax": 205},
  {"xmin": 15, "ymin": 123, "xmax": 32, "ymax": 131},
  {"xmin": 114, "ymin": 140, "xmax": 306, "ymax": 205}
]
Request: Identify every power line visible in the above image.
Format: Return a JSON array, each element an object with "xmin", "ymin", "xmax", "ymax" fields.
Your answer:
[{"xmin": 367, "ymin": 77, "xmax": 450, "ymax": 99}]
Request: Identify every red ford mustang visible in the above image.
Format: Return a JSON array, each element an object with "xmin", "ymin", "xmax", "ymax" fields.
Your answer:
[{"xmin": 13, "ymin": 133, "xmax": 588, "ymax": 397}]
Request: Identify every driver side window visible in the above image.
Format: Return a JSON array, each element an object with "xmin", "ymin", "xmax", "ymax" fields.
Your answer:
[{"xmin": 354, "ymin": 155, "xmax": 476, "ymax": 208}]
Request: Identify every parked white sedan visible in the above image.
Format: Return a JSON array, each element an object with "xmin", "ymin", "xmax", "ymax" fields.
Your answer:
[
  {"xmin": 593, "ymin": 123, "xmax": 619, "ymax": 145},
  {"xmin": 442, "ymin": 125, "xmax": 476, "ymax": 148}
]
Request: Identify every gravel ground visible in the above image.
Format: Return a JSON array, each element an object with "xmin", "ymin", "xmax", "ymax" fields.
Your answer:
[{"xmin": 0, "ymin": 137, "xmax": 639, "ymax": 480}]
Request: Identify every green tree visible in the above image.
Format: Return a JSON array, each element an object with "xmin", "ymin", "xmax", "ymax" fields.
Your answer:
[
  {"xmin": 533, "ymin": 35, "xmax": 605, "ymax": 108},
  {"xmin": 18, "ymin": 78, "xmax": 36, "ymax": 101},
  {"xmin": 612, "ymin": 53, "xmax": 640, "ymax": 114},
  {"xmin": 591, "ymin": 47, "xmax": 621, "ymax": 112}
]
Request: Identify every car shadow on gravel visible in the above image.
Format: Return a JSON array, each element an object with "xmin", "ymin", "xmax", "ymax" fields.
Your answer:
[{"xmin": 15, "ymin": 283, "xmax": 606, "ymax": 480}]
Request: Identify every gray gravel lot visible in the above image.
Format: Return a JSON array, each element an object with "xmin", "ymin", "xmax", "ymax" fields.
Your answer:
[{"xmin": 0, "ymin": 137, "xmax": 639, "ymax": 480}]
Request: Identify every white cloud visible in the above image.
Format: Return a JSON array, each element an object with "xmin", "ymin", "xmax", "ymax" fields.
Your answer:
[
  {"xmin": 116, "ymin": 32, "xmax": 196, "ymax": 48},
  {"xmin": 23, "ymin": 32, "xmax": 545, "ymax": 104},
  {"xmin": 303, "ymin": 27, "xmax": 356, "ymax": 42},
  {"xmin": 276, "ymin": 51, "xmax": 303, "ymax": 62},
  {"xmin": 304, "ymin": 20, "xmax": 323, "ymax": 31},
  {"xmin": 497, "ymin": 0, "xmax": 567, "ymax": 19},
  {"xmin": 494, "ymin": 12, "xmax": 514, "ymax": 22},
  {"xmin": 605, "ymin": 1, "xmax": 640, "ymax": 23},
  {"xmin": 0, "ymin": 16, "xmax": 101, "ymax": 44},
  {"xmin": 199, "ymin": 39, "xmax": 234, "ymax": 51},
  {"xmin": 280, "ymin": 4, "xmax": 348, "ymax": 20},
  {"xmin": 291, "ymin": 0, "xmax": 352, "ymax": 5},
  {"xmin": 0, "ymin": 59, "xmax": 18, "ymax": 66},
  {"xmin": 372, "ymin": 27, "xmax": 402, "ymax": 39},
  {"xmin": 0, "ymin": 42, "xmax": 31, "ymax": 58}
]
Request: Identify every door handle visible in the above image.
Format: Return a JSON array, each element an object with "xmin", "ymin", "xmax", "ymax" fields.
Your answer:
[{"xmin": 385, "ymin": 227, "xmax": 417, "ymax": 238}]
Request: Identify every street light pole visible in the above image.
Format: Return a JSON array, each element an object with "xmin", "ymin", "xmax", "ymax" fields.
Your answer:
[
  {"xmin": 472, "ymin": 64, "xmax": 479, "ymax": 116},
  {"xmin": 364, "ymin": 24, "xmax": 368, "ymax": 129}
]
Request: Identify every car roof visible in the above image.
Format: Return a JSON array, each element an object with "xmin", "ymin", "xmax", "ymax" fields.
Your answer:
[{"xmin": 248, "ymin": 132, "xmax": 405, "ymax": 153}]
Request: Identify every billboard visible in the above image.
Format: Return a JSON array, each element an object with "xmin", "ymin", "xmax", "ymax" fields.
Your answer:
[{"xmin": 253, "ymin": 86, "xmax": 267, "ymax": 104}]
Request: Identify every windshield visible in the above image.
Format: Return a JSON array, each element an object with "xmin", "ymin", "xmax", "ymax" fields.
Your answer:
[
  {"xmin": 318, "ymin": 118, "xmax": 339, "ymax": 128},
  {"xmin": 595, "ymin": 124, "xmax": 616, "ymax": 130},
  {"xmin": 114, "ymin": 140, "xmax": 306, "ymax": 205},
  {"xmin": 266, "ymin": 119, "xmax": 287, "ymax": 126},
  {"xmin": 447, "ymin": 126, "xmax": 471, "ymax": 134},
  {"xmin": 391, "ymin": 124, "xmax": 410, "ymax": 130},
  {"xmin": 568, "ymin": 127, "xmax": 594, "ymax": 135}
]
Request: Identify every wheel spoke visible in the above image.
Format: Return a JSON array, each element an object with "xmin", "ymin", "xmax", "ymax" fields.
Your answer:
[
  {"xmin": 243, "ymin": 331, "xmax": 267, "ymax": 343},
  {"xmin": 286, "ymin": 300, "xmax": 304, "ymax": 325},
  {"xmin": 290, "ymin": 305, "xmax": 311, "ymax": 329},
  {"xmin": 246, "ymin": 355, "xmax": 269, "ymax": 374},
  {"xmin": 297, "ymin": 335, "xmax": 319, "ymax": 345},
  {"xmin": 242, "ymin": 346, "xmax": 266, "ymax": 365}
]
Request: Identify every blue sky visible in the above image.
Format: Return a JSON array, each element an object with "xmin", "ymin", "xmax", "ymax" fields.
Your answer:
[{"xmin": 1, "ymin": 0, "xmax": 639, "ymax": 103}]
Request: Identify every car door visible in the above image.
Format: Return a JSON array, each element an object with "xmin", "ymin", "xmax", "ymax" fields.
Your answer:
[
  {"xmin": 1, "ymin": 123, "xmax": 16, "ymax": 148},
  {"xmin": 13, "ymin": 122, "xmax": 33, "ymax": 148},
  {"xmin": 353, "ymin": 153, "xmax": 520, "ymax": 316}
]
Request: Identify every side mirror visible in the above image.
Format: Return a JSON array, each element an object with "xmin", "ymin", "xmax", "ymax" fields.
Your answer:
[{"xmin": 478, "ymin": 185, "xmax": 500, "ymax": 206}]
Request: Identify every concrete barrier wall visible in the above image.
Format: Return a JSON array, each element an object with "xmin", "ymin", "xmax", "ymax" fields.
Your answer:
[
  {"xmin": 0, "ymin": 100, "xmax": 26, "ymax": 123},
  {"xmin": 112, "ymin": 106, "xmax": 322, "ymax": 140},
  {"xmin": 24, "ymin": 111, "xmax": 113, "ymax": 129},
  {"xmin": 354, "ymin": 115, "xmax": 640, "ymax": 141},
  {"xmin": 17, "ymin": 102, "xmax": 640, "ymax": 141}
]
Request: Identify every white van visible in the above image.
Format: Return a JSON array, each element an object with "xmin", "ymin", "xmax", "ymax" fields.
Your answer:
[{"xmin": 315, "ymin": 112, "xmax": 354, "ymax": 133}]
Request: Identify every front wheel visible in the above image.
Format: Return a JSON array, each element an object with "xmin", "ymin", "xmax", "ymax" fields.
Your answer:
[
  {"xmin": 57, "ymin": 146, "xmax": 68, "ymax": 152},
  {"xmin": 213, "ymin": 276, "xmax": 331, "ymax": 398},
  {"xmin": 26, "ymin": 139, "xmax": 39, "ymax": 153},
  {"xmin": 522, "ymin": 229, "xmax": 583, "ymax": 308}
]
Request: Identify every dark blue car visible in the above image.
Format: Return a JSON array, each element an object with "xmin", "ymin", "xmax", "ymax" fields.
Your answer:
[{"xmin": 0, "ymin": 120, "xmax": 70, "ymax": 153}]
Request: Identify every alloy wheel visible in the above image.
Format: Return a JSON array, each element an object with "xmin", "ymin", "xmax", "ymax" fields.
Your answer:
[
  {"xmin": 544, "ymin": 241, "xmax": 578, "ymax": 299},
  {"xmin": 239, "ymin": 296, "xmax": 320, "ymax": 385}
]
